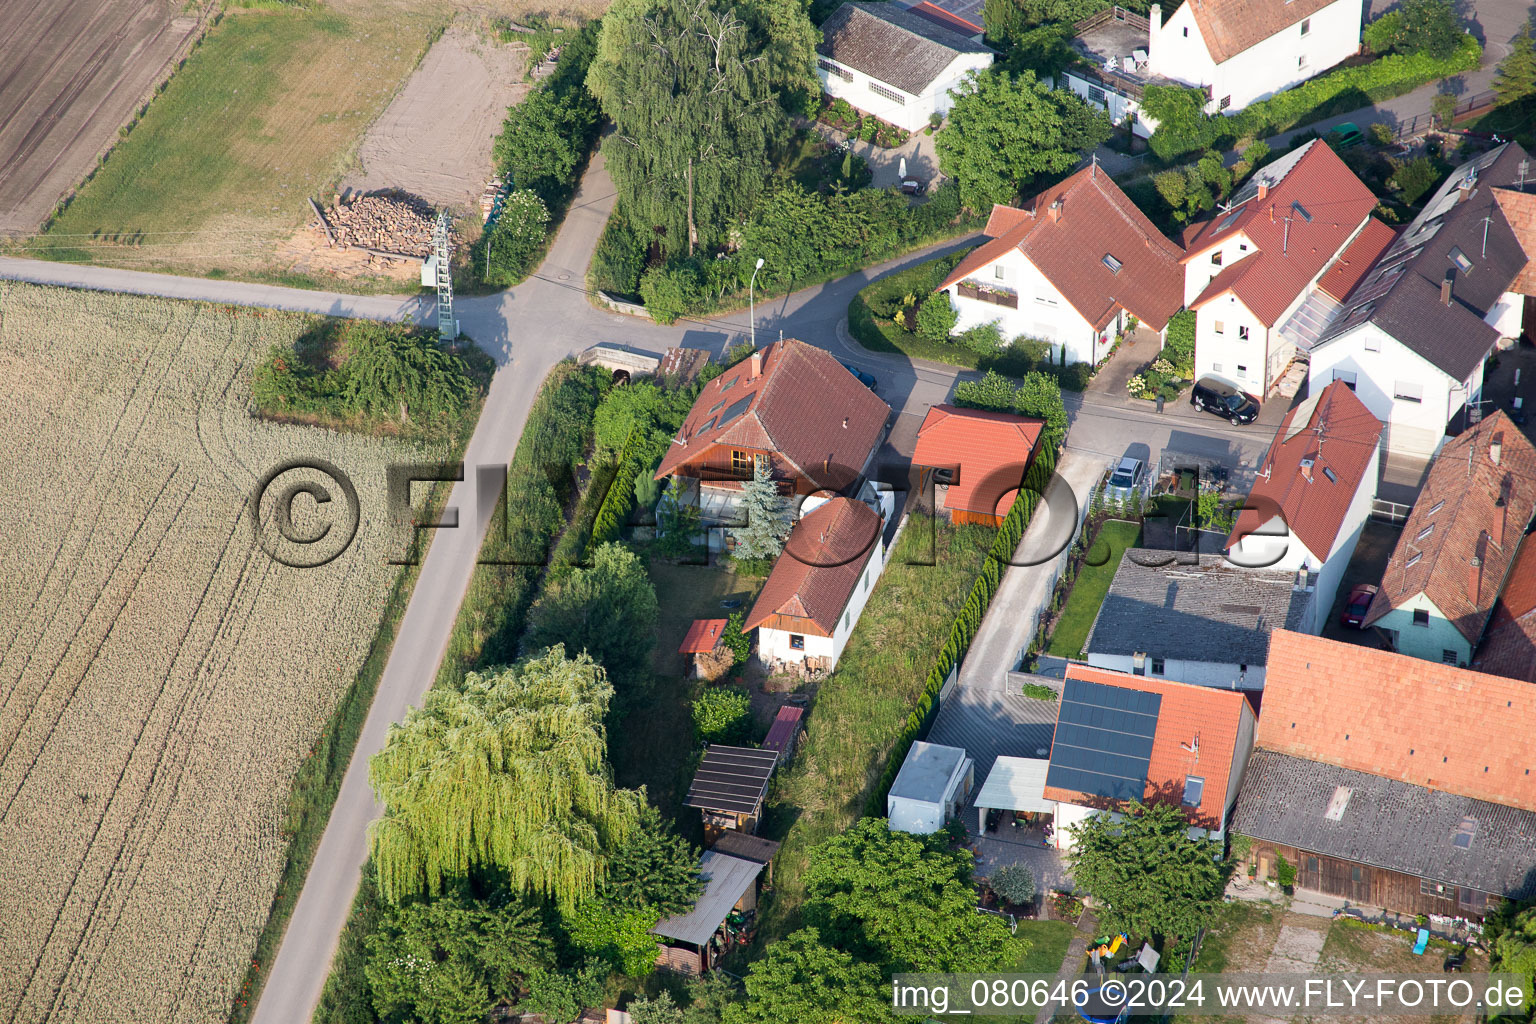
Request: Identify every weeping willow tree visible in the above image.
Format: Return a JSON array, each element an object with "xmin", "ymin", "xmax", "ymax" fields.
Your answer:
[
  {"xmin": 341, "ymin": 324, "xmax": 478, "ymax": 428},
  {"xmin": 368, "ymin": 646, "xmax": 645, "ymax": 907}
]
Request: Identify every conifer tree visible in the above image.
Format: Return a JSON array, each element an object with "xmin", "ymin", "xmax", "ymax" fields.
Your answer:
[
  {"xmin": 1495, "ymin": 22, "xmax": 1536, "ymax": 106},
  {"xmin": 729, "ymin": 457, "xmax": 792, "ymax": 560}
]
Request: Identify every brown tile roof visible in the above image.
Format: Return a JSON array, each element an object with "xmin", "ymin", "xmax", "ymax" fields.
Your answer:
[
  {"xmin": 912, "ymin": 404, "xmax": 1043, "ymax": 517},
  {"xmin": 817, "ymin": 2, "xmax": 993, "ymax": 96},
  {"xmin": 1045, "ymin": 665, "xmax": 1253, "ymax": 829},
  {"xmin": 1226, "ymin": 381, "xmax": 1382, "ymax": 560},
  {"xmin": 937, "ymin": 164, "xmax": 1185, "ymax": 331},
  {"xmin": 1183, "ymin": 141, "xmax": 1378, "ymax": 326},
  {"xmin": 679, "ymin": 618, "xmax": 728, "ymax": 654},
  {"xmin": 1184, "ymin": 0, "xmax": 1345, "ymax": 65},
  {"xmin": 1258, "ymin": 630, "xmax": 1536, "ymax": 809},
  {"xmin": 654, "ymin": 339, "xmax": 890, "ymax": 490},
  {"xmin": 1471, "ymin": 539, "xmax": 1536, "ymax": 683},
  {"xmin": 743, "ymin": 497, "xmax": 883, "ymax": 635},
  {"xmin": 1364, "ymin": 412, "xmax": 1536, "ymax": 644},
  {"xmin": 1317, "ymin": 217, "xmax": 1397, "ymax": 302},
  {"xmin": 1493, "ymin": 187, "xmax": 1536, "ymax": 295}
]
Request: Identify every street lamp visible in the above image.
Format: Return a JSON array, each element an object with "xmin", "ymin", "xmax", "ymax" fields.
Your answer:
[{"xmin": 749, "ymin": 257, "xmax": 765, "ymax": 350}]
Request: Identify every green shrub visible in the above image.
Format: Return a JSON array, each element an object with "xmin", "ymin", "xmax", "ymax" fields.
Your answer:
[
  {"xmin": 1021, "ymin": 683, "xmax": 1057, "ymax": 700},
  {"xmin": 721, "ymin": 611, "xmax": 751, "ymax": 665},
  {"xmin": 991, "ymin": 863, "xmax": 1036, "ymax": 905},
  {"xmin": 1275, "ymin": 854, "xmax": 1297, "ymax": 888},
  {"xmin": 916, "ymin": 294, "xmax": 960, "ymax": 340},
  {"xmin": 482, "ymin": 189, "xmax": 551, "ymax": 286},
  {"xmin": 692, "ymin": 687, "xmax": 753, "ymax": 744},
  {"xmin": 1391, "ymin": 155, "xmax": 1442, "ymax": 205},
  {"xmin": 639, "ymin": 262, "xmax": 705, "ymax": 324},
  {"xmin": 591, "ymin": 212, "xmax": 648, "ymax": 297}
]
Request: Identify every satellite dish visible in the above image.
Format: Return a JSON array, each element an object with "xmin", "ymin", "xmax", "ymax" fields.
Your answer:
[{"xmin": 899, "ymin": 156, "xmax": 908, "ymax": 179}]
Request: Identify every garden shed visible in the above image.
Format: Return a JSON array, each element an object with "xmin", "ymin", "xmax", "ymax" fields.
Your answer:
[
  {"xmin": 886, "ymin": 740, "xmax": 973, "ymax": 834},
  {"xmin": 651, "ymin": 851, "xmax": 765, "ymax": 975},
  {"xmin": 684, "ymin": 744, "xmax": 779, "ymax": 840},
  {"xmin": 678, "ymin": 618, "xmax": 732, "ymax": 680}
]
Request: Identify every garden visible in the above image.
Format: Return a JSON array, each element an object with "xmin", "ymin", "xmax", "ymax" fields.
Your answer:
[
  {"xmin": 817, "ymin": 95, "xmax": 915, "ymax": 148},
  {"xmin": 1124, "ymin": 309, "xmax": 1193, "ymax": 402}
]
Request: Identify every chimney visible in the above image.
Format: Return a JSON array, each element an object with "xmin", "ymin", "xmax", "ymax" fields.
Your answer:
[
  {"xmin": 1049, "ymin": 199, "xmax": 1062, "ymax": 224},
  {"xmin": 1257, "ymin": 181, "xmax": 1269, "ymax": 201},
  {"xmin": 1491, "ymin": 432, "xmax": 1503, "ymax": 465},
  {"xmin": 1295, "ymin": 566, "xmax": 1311, "ymax": 591},
  {"xmin": 749, "ymin": 350, "xmax": 763, "ymax": 378},
  {"xmin": 1299, "ymin": 456, "xmax": 1315, "ymax": 482},
  {"xmin": 1457, "ymin": 176, "xmax": 1475, "ymax": 203},
  {"xmin": 1493, "ymin": 495, "xmax": 1507, "ymax": 548},
  {"xmin": 1269, "ymin": 202, "xmax": 1276, "ymax": 223},
  {"xmin": 1470, "ymin": 553, "xmax": 1483, "ymax": 602},
  {"xmin": 1442, "ymin": 273, "xmax": 1453, "ymax": 306}
]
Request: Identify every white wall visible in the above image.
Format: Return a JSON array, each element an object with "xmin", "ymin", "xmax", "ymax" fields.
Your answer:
[
  {"xmin": 945, "ymin": 245, "xmax": 1116, "ymax": 364},
  {"xmin": 888, "ymin": 795, "xmax": 947, "ymax": 834},
  {"xmin": 1086, "ymin": 652, "xmax": 1266, "ymax": 689},
  {"xmin": 1486, "ymin": 291, "xmax": 1525, "ymax": 339},
  {"xmin": 758, "ymin": 626, "xmax": 834, "ymax": 665},
  {"xmin": 1308, "ymin": 322, "xmax": 1487, "ymax": 458},
  {"xmin": 1373, "ymin": 593, "xmax": 1473, "ymax": 666},
  {"xmin": 1224, "ymin": 704, "xmax": 1257, "ymax": 827},
  {"xmin": 818, "ymin": 53, "xmax": 991, "ymax": 133},
  {"xmin": 1150, "ymin": 0, "xmax": 1362, "ymax": 112},
  {"xmin": 1193, "ymin": 293, "xmax": 1270, "ymax": 394},
  {"xmin": 1060, "ymin": 71, "xmax": 1156, "ymax": 138},
  {"xmin": 1184, "ymin": 235, "xmax": 1256, "ymax": 306}
]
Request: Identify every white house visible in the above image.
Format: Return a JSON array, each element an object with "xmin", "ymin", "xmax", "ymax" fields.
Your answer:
[
  {"xmin": 744, "ymin": 492, "xmax": 895, "ymax": 674},
  {"xmin": 1062, "ymin": 0, "xmax": 1363, "ymax": 134},
  {"xmin": 1361, "ymin": 412, "xmax": 1536, "ymax": 667},
  {"xmin": 935, "ymin": 163, "xmax": 1184, "ymax": 365},
  {"xmin": 1309, "ymin": 144, "xmax": 1536, "ymax": 459},
  {"xmin": 1180, "ymin": 140, "xmax": 1381, "ymax": 397},
  {"xmin": 1082, "ymin": 551, "xmax": 1315, "ymax": 690},
  {"xmin": 1043, "ymin": 667, "xmax": 1255, "ymax": 849},
  {"xmin": 1224, "ymin": 381, "xmax": 1383, "ymax": 634},
  {"xmin": 817, "ymin": 2, "xmax": 994, "ymax": 134},
  {"xmin": 887, "ymin": 741, "xmax": 974, "ymax": 834}
]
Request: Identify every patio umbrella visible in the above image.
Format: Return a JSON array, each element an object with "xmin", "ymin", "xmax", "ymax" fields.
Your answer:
[{"xmin": 899, "ymin": 156, "xmax": 907, "ymax": 179}]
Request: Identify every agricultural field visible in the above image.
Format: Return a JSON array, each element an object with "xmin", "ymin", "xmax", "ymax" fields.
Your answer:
[
  {"xmin": 0, "ymin": 283, "xmax": 446, "ymax": 1024},
  {"xmin": 0, "ymin": 0, "xmax": 206, "ymax": 235}
]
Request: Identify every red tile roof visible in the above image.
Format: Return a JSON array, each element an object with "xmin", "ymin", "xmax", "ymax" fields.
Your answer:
[
  {"xmin": 1226, "ymin": 381, "xmax": 1382, "ymax": 560},
  {"xmin": 1045, "ymin": 665, "xmax": 1253, "ymax": 829},
  {"xmin": 1364, "ymin": 411, "xmax": 1536, "ymax": 643},
  {"xmin": 679, "ymin": 618, "xmax": 729, "ymax": 654},
  {"xmin": 1317, "ymin": 218, "xmax": 1397, "ymax": 302},
  {"xmin": 1183, "ymin": 142, "xmax": 1378, "ymax": 326},
  {"xmin": 1184, "ymin": 0, "xmax": 1345, "ymax": 65},
  {"xmin": 1258, "ymin": 630, "xmax": 1536, "ymax": 809},
  {"xmin": 906, "ymin": 1, "xmax": 982, "ymax": 36},
  {"xmin": 938, "ymin": 164, "xmax": 1185, "ymax": 331},
  {"xmin": 763, "ymin": 705, "xmax": 805, "ymax": 756},
  {"xmin": 1472, "ymin": 539, "xmax": 1536, "ymax": 683},
  {"xmin": 912, "ymin": 404, "xmax": 1043, "ymax": 517},
  {"xmin": 743, "ymin": 498, "xmax": 883, "ymax": 635},
  {"xmin": 655, "ymin": 339, "xmax": 890, "ymax": 491}
]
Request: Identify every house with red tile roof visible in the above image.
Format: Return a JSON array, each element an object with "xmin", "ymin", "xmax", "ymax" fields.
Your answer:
[
  {"xmin": 743, "ymin": 494, "xmax": 894, "ymax": 673},
  {"xmin": 1471, "ymin": 540, "xmax": 1536, "ymax": 684},
  {"xmin": 1363, "ymin": 411, "xmax": 1536, "ymax": 667},
  {"xmin": 655, "ymin": 339, "xmax": 890, "ymax": 524},
  {"xmin": 1181, "ymin": 140, "xmax": 1381, "ymax": 397},
  {"xmin": 911, "ymin": 404, "xmax": 1043, "ymax": 527},
  {"xmin": 1042, "ymin": 665, "xmax": 1256, "ymax": 849},
  {"xmin": 936, "ymin": 164, "xmax": 1183, "ymax": 367},
  {"xmin": 1225, "ymin": 380, "xmax": 1382, "ymax": 633},
  {"xmin": 1231, "ymin": 630, "xmax": 1536, "ymax": 919}
]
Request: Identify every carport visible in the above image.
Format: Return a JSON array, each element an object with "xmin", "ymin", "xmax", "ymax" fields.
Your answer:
[{"xmin": 973, "ymin": 756, "xmax": 1054, "ymax": 832}]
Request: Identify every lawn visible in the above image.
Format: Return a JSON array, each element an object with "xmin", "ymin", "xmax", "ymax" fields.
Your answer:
[
  {"xmin": 1045, "ymin": 519, "xmax": 1142, "ymax": 659},
  {"xmin": 1016, "ymin": 919, "xmax": 1076, "ymax": 973},
  {"xmin": 758, "ymin": 514, "xmax": 999, "ymax": 938},
  {"xmin": 29, "ymin": 5, "xmax": 445, "ymax": 280}
]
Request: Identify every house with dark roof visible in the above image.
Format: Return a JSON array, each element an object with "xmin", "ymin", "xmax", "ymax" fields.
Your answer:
[
  {"xmin": 1308, "ymin": 143, "xmax": 1536, "ymax": 458},
  {"xmin": 1043, "ymin": 665, "xmax": 1256, "ymax": 849},
  {"xmin": 1471, "ymin": 540, "xmax": 1536, "ymax": 683},
  {"xmin": 1061, "ymin": 0, "xmax": 1363, "ymax": 136},
  {"xmin": 816, "ymin": 2, "xmax": 993, "ymax": 133},
  {"xmin": 1083, "ymin": 550, "xmax": 1315, "ymax": 689},
  {"xmin": 1181, "ymin": 141, "xmax": 1382, "ymax": 397},
  {"xmin": 912, "ymin": 404, "xmax": 1043, "ymax": 527},
  {"xmin": 1362, "ymin": 411, "xmax": 1536, "ymax": 667},
  {"xmin": 655, "ymin": 339, "xmax": 890, "ymax": 524},
  {"xmin": 1231, "ymin": 630, "xmax": 1536, "ymax": 919},
  {"xmin": 936, "ymin": 164, "xmax": 1184, "ymax": 366},
  {"xmin": 742, "ymin": 493, "xmax": 895, "ymax": 673},
  {"xmin": 1225, "ymin": 380, "xmax": 1383, "ymax": 633}
]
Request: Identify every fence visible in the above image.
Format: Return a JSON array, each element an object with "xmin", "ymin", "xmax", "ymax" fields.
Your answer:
[
  {"xmin": 1392, "ymin": 90, "xmax": 1497, "ymax": 141},
  {"xmin": 1370, "ymin": 497, "xmax": 1412, "ymax": 524}
]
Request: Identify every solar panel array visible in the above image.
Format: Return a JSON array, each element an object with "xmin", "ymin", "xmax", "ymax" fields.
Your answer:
[{"xmin": 1045, "ymin": 678, "xmax": 1161, "ymax": 802}]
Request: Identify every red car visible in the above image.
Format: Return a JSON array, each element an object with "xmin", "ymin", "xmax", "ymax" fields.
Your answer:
[{"xmin": 1340, "ymin": 584, "xmax": 1378, "ymax": 629}]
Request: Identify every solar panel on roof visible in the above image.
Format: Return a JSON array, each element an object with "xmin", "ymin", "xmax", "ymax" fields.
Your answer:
[{"xmin": 1046, "ymin": 678, "xmax": 1161, "ymax": 803}]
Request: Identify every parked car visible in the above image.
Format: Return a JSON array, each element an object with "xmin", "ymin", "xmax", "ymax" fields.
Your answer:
[
  {"xmin": 1104, "ymin": 455, "xmax": 1146, "ymax": 503},
  {"xmin": 1340, "ymin": 583, "xmax": 1378, "ymax": 629},
  {"xmin": 1327, "ymin": 122, "xmax": 1364, "ymax": 149},
  {"xmin": 1190, "ymin": 377, "xmax": 1260, "ymax": 424},
  {"xmin": 840, "ymin": 361, "xmax": 877, "ymax": 391}
]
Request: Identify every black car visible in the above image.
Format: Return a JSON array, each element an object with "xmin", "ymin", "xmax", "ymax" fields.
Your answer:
[
  {"xmin": 1190, "ymin": 376, "xmax": 1260, "ymax": 424},
  {"xmin": 841, "ymin": 361, "xmax": 878, "ymax": 391}
]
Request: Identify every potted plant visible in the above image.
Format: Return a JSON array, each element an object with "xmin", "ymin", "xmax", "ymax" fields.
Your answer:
[{"xmin": 1276, "ymin": 854, "xmax": 1297, "ymax": 895}]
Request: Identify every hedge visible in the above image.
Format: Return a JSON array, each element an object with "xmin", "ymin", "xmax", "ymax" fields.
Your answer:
[
  {"xmin": 866, "ymin": 444, "xmax": 1058, "ymax": 814},
  {"xmin": 587, "ymin": 429, "xmax": 649, "ymax": 554}
]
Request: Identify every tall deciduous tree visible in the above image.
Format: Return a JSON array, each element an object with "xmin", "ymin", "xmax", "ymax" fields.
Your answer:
[
  {"xmin": 729, "ymin": 457, "xmax": 793, "ymax": 560},
  {"xmin": 1066, "ymin": 800, "xmax": 1230, "ymax": 945},
  {"xmin": 525, "ymin": 542, "xmax": 660, "ymax": 693},
  {"xmin": 368, "ymin": 647, "xmax": 644, "ymax": 907},
  {"xmin": 589, "ymin": 0, "xmax": 810, "ymax": 253},
  {"xmin": 723, "ymin": 928, "xmax": 889, "ymax": 1024},
  {"xmin": 936, "ymin": 69, "xmax": 1111, "ymax": 211}
]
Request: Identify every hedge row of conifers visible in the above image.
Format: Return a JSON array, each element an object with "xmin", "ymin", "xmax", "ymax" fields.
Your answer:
[
  {"xmin": 587, "ymin": 429, "xmax": 649, "ymax": 554},
  {"xmin": 866, "ymin": 445, "xmax": 1058, "ymax": 814}
]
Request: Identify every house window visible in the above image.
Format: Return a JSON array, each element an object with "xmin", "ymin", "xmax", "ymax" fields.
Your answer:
[
  {"xmin": 1212, "ymin": 251, "xmax": 1224, "ymax": 267},
  {"xmin": 1300, "ymin": 17, "xmax": 1311, "ymax": 35},
  {"xmin": 1214, "ymin": 320, "xmax": 1225, "ymax": 334},
  {"xmin": 1182, "ymin": 26, "xmax": 1188, "ymax": 36},
  {"xmin": 1407, "ymin": 552, "xmax": 1423, "ymax": 567},
  {"xmin": 1422, "ymin": 879, "xmax": 1453, "ymax": 898},
  {"xmin": 1394, "ymin": 380, "xmax": 1423, "ymax": 403},
  {"xmin": 1219, "ymin": 95, "xmax": 1232, "ymax": 110},
  {"xmin": 1151, "ymin": 657, "xmax": 1165, "ymax": 675},
  {"xmin": 1333, "ymin": 369, "xmax": 1357, "ymax": 389},
  {"xmin": 1460, "ymin": 888, "xmax": 1488, "ymax": 912},
  {"xmin": 1088, "ymin": 85, "xmax": 1107, "ymax": 105},
  {"xmin": 1427, "ymin": 500, "xmax": 1444, "ymax": 516},
  {"xmin": 1418, "ymin": 524, "xmax": 1434, "ymax": 541},
  {"xmin": 1413, "ymin": 609, "xmax": 1430, "ymax": 627},
  {"xmin": 1350, "ymin": 865, "xmax": 1364, "ymax": 883},
  {"xmin": 789, "ymin": 633, "xmax": 805, "ymax": 651},
  {"xmin": 817, "ymin": 58, "xmax": 853, "ymax": 83},
  {"xmin": 1236, "ymin": 364, "xmax": 1248, "ymax": 376},
  {"xmin": 1298, "ymin": 54, "xmax": 1309, "ymax": 70},
  {"xmin": 1211, "ymin": 362, "xmax": 1223, "ymax": 373},
  {"xmin": 731, "ymin": 449, "xmax": 752, "ymax": 476},
  {"xmin": 843, "ymin": 610, "xmax": 850, "ymax": 631},
  {"xmin": 994, "ymin": 264, "xmax": 1005, "ymax": 280},
  {"xmin": 1181, "ymin": 775, "xmax": 1204, "ymax": 807},
  {"xmin": 868, "ymin": 80, "xmax": 906, "ymax": 105},
  {"xmin": 1443, "ymin": 649, "xmax": 1459, "ymax": 664},
  {"xmin": 863, "ymin": 570, "xmax": 870, "ymax": 593},
  {"xmin": 1365, "ymin": 334, "xmax": 1381, "ymax": 352},
  {"xmin": 1035, "ymin": 292, "xmax": 1057, "ymax": 307},
  {"xmin": 1238, "ymin": 325, "xmax": 1250, "ymax": 341},
  {"xmin": 1239, "ymin": 243, "xmax": 1249, "ymax": 251}
]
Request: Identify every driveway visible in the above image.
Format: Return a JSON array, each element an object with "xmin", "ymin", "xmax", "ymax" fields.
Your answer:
[{"xmin": 814, "ymin": 121, "xmax": 942, "ymax": 189}]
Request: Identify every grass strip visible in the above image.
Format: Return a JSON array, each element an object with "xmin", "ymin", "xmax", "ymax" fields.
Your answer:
[{"xmin": 1045, "ymin": 519, "xmax": 1142, "ymax": 659}]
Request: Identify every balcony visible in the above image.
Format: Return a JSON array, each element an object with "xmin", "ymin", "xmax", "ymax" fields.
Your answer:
[{"xmin": 956, "ymin": 281, "xmax": 1019, "ymax": 309}]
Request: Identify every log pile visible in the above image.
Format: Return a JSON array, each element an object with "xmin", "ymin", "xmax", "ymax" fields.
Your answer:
[
  {"xmin": 311, "ymin": 190, "xmax": 435, "ymax": 258},
  {"xmin": 480, "ymin": 177, "xmax": 507, "ymax": 224}
]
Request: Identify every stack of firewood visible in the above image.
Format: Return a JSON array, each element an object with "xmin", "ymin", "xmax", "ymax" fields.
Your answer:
[{"xmin": 312, "ymin": 191, "xmax": 435, "ymax": 257}]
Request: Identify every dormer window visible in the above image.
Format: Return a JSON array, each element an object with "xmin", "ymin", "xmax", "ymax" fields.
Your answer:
[{"xmin": 1450, "ymin": 247, "xmax": 1473, "ymax": 274}]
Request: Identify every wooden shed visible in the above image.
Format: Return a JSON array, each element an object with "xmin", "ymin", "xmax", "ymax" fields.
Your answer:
[{"xmin": 684, "ymin": 745, "xmax": 778, "ymax": 841}]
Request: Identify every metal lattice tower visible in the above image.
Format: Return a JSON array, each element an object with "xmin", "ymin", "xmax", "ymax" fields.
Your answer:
[{"xmin": 432, "ymin": 210, "xmax": 455, "ymax": 339}]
